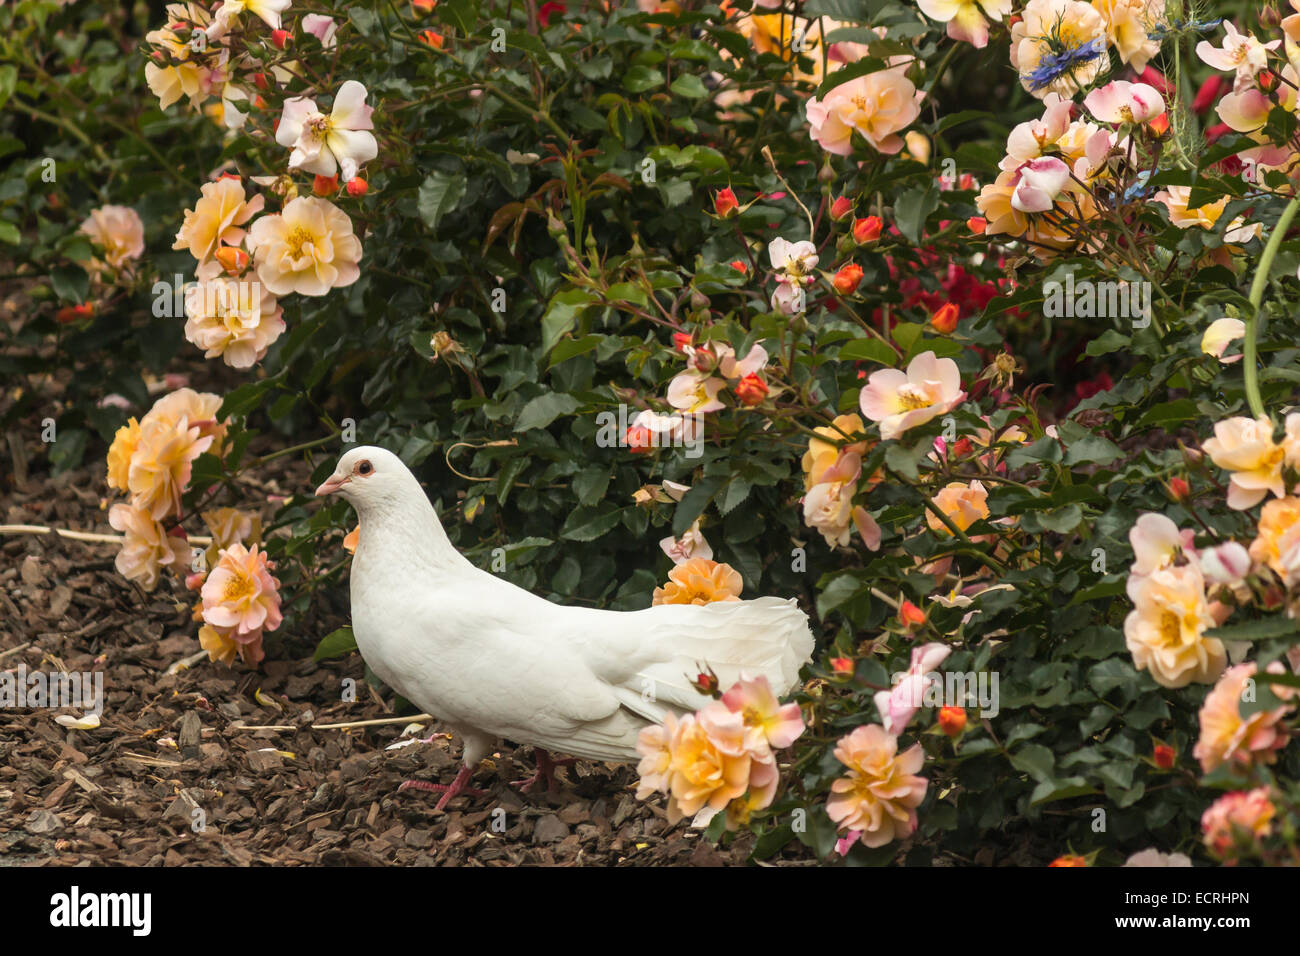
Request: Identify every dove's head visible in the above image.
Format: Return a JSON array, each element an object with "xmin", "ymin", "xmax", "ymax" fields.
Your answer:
[{"xmin": 315, "ymin": 446, "xmax": 413, "ymax": 511}]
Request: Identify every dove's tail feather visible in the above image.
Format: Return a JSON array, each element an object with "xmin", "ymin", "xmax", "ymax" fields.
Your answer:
[{"xmin": 621, "ymin": 596, "xmax": 816, "ymax": 720}]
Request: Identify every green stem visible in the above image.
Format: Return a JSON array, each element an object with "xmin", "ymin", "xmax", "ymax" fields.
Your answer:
[{"xmin": 1245, "ymin": 194, "xmax": 1300, "ymax": 419}]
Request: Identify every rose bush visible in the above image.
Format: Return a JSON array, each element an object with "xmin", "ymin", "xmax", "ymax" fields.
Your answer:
[{"xmin": 5, "ymin": 0, "xmax": 1300, "ymax": 865}]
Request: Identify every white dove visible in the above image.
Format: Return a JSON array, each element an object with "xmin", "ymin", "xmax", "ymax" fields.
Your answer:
[{"xmin": 316, "ymin": 446, "xmax": 815, "ymax": 810}]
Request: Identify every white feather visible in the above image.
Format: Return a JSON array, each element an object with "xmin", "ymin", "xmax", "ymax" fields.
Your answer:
[{"xmin": 323, "ymin": 446, "xmax": 815, "ymax": 767}]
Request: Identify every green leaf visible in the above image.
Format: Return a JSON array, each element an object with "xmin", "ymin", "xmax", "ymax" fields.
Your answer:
[
  {"xmin": 1207, "ymin": 615, "xmax": 1300, "ymax": 643},
  {"xmin": 541, "ymin": 289, "xmax": 596, "ymax": 353},
  {"xmin": 624, "ymin": 66, "xmax": 665, "ymax": 93},
  {"xmin": 560, "ymin": 504, "xmax": 622, "ymax": 541},
  {"xmin": 515, "ymin": 392, "xmax": 581, "ymax": 432},
  {"xmin": 669, "ymin": 74, "xmax": 708, "ymax": 99},
  {"xmin": 0, "ymin": 65, "xmax": 16, "ymax": 112},
  {"xmin": 894, "ymin": 183, "xmax": 939, "ymax": 245},
  {"xmin": 838, "ymin": 337, "xmax": 898, "ymax": 364},
  {"xmin": 418, "ymin": 171, "xmax": 468, "ymax": 232},
  {"xmin": 50, "ymin": 265, "xmax": 89, "ymax": 303},
  {"xmin": 314, "ymin": 626, "xmax": 358, "ymax": 661}
]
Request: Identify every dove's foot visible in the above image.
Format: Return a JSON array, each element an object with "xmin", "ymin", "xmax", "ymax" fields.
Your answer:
[
  {"xmin": 510, "ymin": 747, "xmax": 576, "ymax": 793},
  {"xmin": 398, "ymin": 766, "xmax": 488, "ymax": 810}
]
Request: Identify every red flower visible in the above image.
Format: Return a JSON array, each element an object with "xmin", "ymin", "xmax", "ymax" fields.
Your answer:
[
  {"xmin": 346, "ymin": 177, "xmax": 370, "ymax": 197},
  {"xmin": 832, "ymin": 263, "xmax": 864, "ymax": 295},
  {"xmin": 419, "ymin": 29, "xmax": 444, "ymax": 47},
  {"xmin": 624, "ymin": 425, "xmax": 654, "ymax": 454},
  {"xmin": 271, "ymin": 28, "xmax": 290, "ymax": 49},
  {"xmin": 899, "ymin": 600, "xmax": 926, "ymax": 629},
  {"xmin": 672, "ymin": 332, "xmax": 692, "ymax": 351},
  {"xmin": 930, "ymin": 302, "xmax": 959, "ymax": 334},
  {"xmin": 55, "ymin": 303, "xmax": 94, "ymax": 324},
  {"xmin": 938, "ymin": 707, "xmax": 967, "ymax": 737},
  {"xmin": 1193, "ymin": 75, "xmax": 1226, "ymax": 114},
  {"xmin": 313, "ymin": 174, "xmax": 338, "ymax": 196},
  {"xmin": 967, "ymin": 216, "xmax": 987, "ymax": 234},
  {"xmin": 734, "ymin": 373, "xmax": 768, "ymax": 406},
  {"xmin": 1153, "ymin": 744, "xmax": 1176, "ymax": 769},
  {"xmin": 715, "ymin": 187, "xmax": 739, "ymax": 218},
  {"xmin": 1167, "ymin": 477, "xmax": 1190, "ymax": 502},
  {"xmin": 852, "ymin": 216, "xmax": 883, "ymax": 243},
  {"xmin": 729, "ymin": 260, "xmax": 748, "ymax": 273},
  {"xmin": 538, "ymin": 1, "xmax": 566, "ymax": 27},
  {"xmin": 830, "ymin": 196, "xmax": 853, "ymax": 221}
]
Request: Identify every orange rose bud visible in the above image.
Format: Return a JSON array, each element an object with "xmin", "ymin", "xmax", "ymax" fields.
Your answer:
[
  {"xmin": 346, "ymin": 176, "xmax": 369, "ymax": 197},
  {"xmin": 930, "ymin": 302, "xmax": 960, "ymax": 334},
  {"xmin": 830, "ymin": 196, "xmax": 853, "ymax": 221},
  {"xmin": 900, "ymin": 600, "xmax": 926, "ymax": 629},
  {"xmin": 952, "ymin": 436, "xmax": 974, "ymax": 457},
  {"xmin": 1258, "ymin": 69, "xmax": 1280, "ymax": 94},
  {"xmin": 958, "ymin": 173, "xmax": 975, "ymax": 190},
  {"xmin": 715, "ymin": 187, "xmax": 739, "ymax": 218},
  {"xmin": 1153, "ymin": 744, "xmax": 1175, "ymax": 769},
  {"xmin": 271, "ymin": 28, "xmax": 290, "ymax": 48},
  {"xmin": 55, "ymin": 302, "xmax": 95, "ymax": 324},
  {"xmin": 852, "ymin": 215, "xmax": 882, "ymax": 243},
  {"xmin": 832, "ymin": 262, "xmax": 864, "ymax": 295},
  {"xmin": 672, "ymin": 332, "xmax": 692, "ymax": 351},
  {"xmin": 1167, "ymin": 476, "xmax": 1190, "ymax": 501},
  {"xmin": 252, "ymin": 72, "xmax": 269, "ymax": 91},
  {"xmin": 1048, "ymin": 855, "xmax": 1088, "ymax": 867},
  {"xmin": 412, "ymin": 0, "xmax": 438, "ymax": 10},
  {"xmin": 938, "ymin": 706, "xmax": 967, "ymax": 737},
  {"xmin": 1148, "ymin": 111, "xmax": 1170, "ymax": 135},
  {"xmin": 967, "ymin": 216, "xmax": 987, "ymax": 234},
  {"xmin": 830, "ymin": 656, "xmax": 854, "ymax": 675},
  {"xmin": 730, "ymin": 259, "xmax": 748, "ymax": 273},
  {"xmin": 735, "ymin": 373, "xmax": 768, "ymax": 406},
  {"xmin": 313, "ymin": 174, "xmax": 338, "ymax": 196},
  {"xmin": 625, "ymin": 425, "xmax": 654, "ymax": 454},
  {"xmin": 419, "ymin": 28, "xmax": 444, "ymax": 47},
  {"xmin": 215, "ymin": 245, "xmax": 250, "ymax": 276}
]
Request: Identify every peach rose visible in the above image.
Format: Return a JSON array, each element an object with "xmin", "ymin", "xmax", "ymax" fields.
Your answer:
[
  {"xmin": 826, "ymin": 724, "xmax": 928, "ymax": 848},
  {"xmin": 1202, "ymin": 788, "xmax": 1275, "ymax": 862},
  {"xmin": 173, "ymin": 177, "xmax": 265, "ymax": 277},
  {"xmin": 79, "ymin": 205, "xmax": 145, "ymax": 272},
  {"xmin": 199, "ymin": 624, "xmax": 266, "ymax": 667},
  {"xmin": 1010, "ymin": 0, "xmax": 1110, "ymax": 100},
  {"xmin": 106, "ymin": 417, "xmax": 141, "ymax": 493},
  {"xmin": 926, "ymin": 480, "xmax": 989, "ymax": 535},
  {"xmin": 127, "ymin": 414, "xmax": 215, "ymax": 521},
  {"xmin": 1202, "ymin": 415, "xmax": 1286, "ymax": 510},
  {"xmin": 108, "ymin": 503, "xmax": 189, "ymax": 590},
  {"xmin": 652, "ymin": 557, "xmax": 743, "ymax": 605},
  {"xmin": 664, "ymin": 712, "xmax": 753, "ymax": 823},
  {"xmin": 806, "ymin": 68, "xmax": 921, "ymax": 156},
  {"xmin": 200, "ymin": 543, "xmax": 283, "ymax": 641},
  {"xmin": 1249, "ymin": 495, "xmax": 1300, "ymax": 579},
  {"xmin": 183, "ymin": 277, "xmax": 285, "ymax": 368},
  {"xmin": 1195, "ymin": 662, "xmax": 1292, "ymax": 773},
  {"xmin": 144, "ymin": 387, "xmax": 227, "ymax": 456},
  {"xmin": 248, "ymin": 196, "xmax": 363, "ymax": 296},
  {"xmin": 1124, "ymin": 563, "xmax": 1226, "ymax": 689},
  {"xmin": 1094, "ymin": 0, "xmax": 1165, "ymax": 70}
]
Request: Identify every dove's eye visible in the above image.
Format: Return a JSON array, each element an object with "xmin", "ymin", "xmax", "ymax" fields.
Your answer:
[{"xmin": 357, "ymin": 460, "xmax": 374, "ymax": 476}]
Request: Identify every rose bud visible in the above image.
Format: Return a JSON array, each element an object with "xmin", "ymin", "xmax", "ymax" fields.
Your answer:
[
  {"xmin": 252, "ymin": 72, "xmax": 270, "ymax": 91},
  {"xmin": 624, "ymin": 425, "xmax": 654, "ymax": 454},
  {"xmin": 1153, "ymin": 744, "xmax": 1175, "ymax": 770},
  {"xmin": 734, "ymin": 373, "xmax": 768, "ymax": 406},
  {"xmin": 690, "ymin": 346, "xmax": 716, "ymax": 373},
  {"xmin": 967, "ymin": 216, "xmax": 987, "ymax": 234},
  {"xmin": 830, "ymin": 196, "xmax": 853, "ymax": 220},
  {"xmin": 938, "ymin": 706, "xmax": 967, "ymax": 737},
  {"xmin": 1258, "ymin": 69, "xmax": 1280, "ymax": 94},
  {"xmin": 714, "ymin": 187, "xmax": 739, "ymax": 218},
  {"xmin": 419, "ymin": 29, "xmax": 444, "ymax": 47},
  {"xmin": 55, "ymin": 303, "xmax": 95, "ymax": 324},
  {"xmin": 271, "ymin": 28, "xmax": 290, "ymax": 49},
  {"xmin": 729, "ymin": 259, "xmax": 747, "ymax": 273},
  {"xmin": 1048, "ymin": 855, "xmax": 1088, "ymax": 867},
  {"xmin": 1167, "ymin": 476, "xmax": 1190, "ymax": 501},
  {"xmin": 832, "ymin": 262, "xmax": 864, "ymax": 295},
  {"xmin": 346, "ymin": 176, "xmax": 369, "ymax": 197},
  {"xmin": 672, "ymin": 332, "xmax": 692, "ymax": 351},
  {"xmin": 215, "ymin": 245, "xmax": 250, "ymax": 276},
  {"xmin": 830, "ymin": 656, "xmax": 854, "ymax": 675},
  {"xmin": 930, "ymin": 302, "xmax": 959, "ymax": 334},
  {"xmin": 852, "ymin": 215, "xmax": 882, "ymax": 243},
  {"xmin": 313, "ymin": 173, "xmax": 338, "ymax": 196},
  {"xmin": 691, "ymin": 666, "xmax": 721, "ymax": 697},
  {"xmin": 899, "ymin": 600, "xmax": 926, "ymax": 630}
]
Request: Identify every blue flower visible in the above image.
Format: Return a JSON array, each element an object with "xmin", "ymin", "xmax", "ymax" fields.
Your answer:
[{"xmin": 1026, "ymin": 37, "xmax": 1107, "ymax": 93}]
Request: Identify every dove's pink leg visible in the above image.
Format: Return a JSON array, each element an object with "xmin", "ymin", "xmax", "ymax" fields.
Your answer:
[
  {"xmin": 398, "ymin": 766, "xmax": 488, "ymax": 810},
  {"xmin": 510, "ymin": 748, "xmax": 576, "ymax": 793}
]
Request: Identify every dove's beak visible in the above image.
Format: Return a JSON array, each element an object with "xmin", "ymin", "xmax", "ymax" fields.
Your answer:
[{"xmin": 315, "ymin": 473, "xmax": 349, "ymax": 496}]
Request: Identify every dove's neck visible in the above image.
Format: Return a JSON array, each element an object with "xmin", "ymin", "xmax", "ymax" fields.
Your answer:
[{"xmin": 353, "ymin": 480, "xmax": 469, "ymax": 576}]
